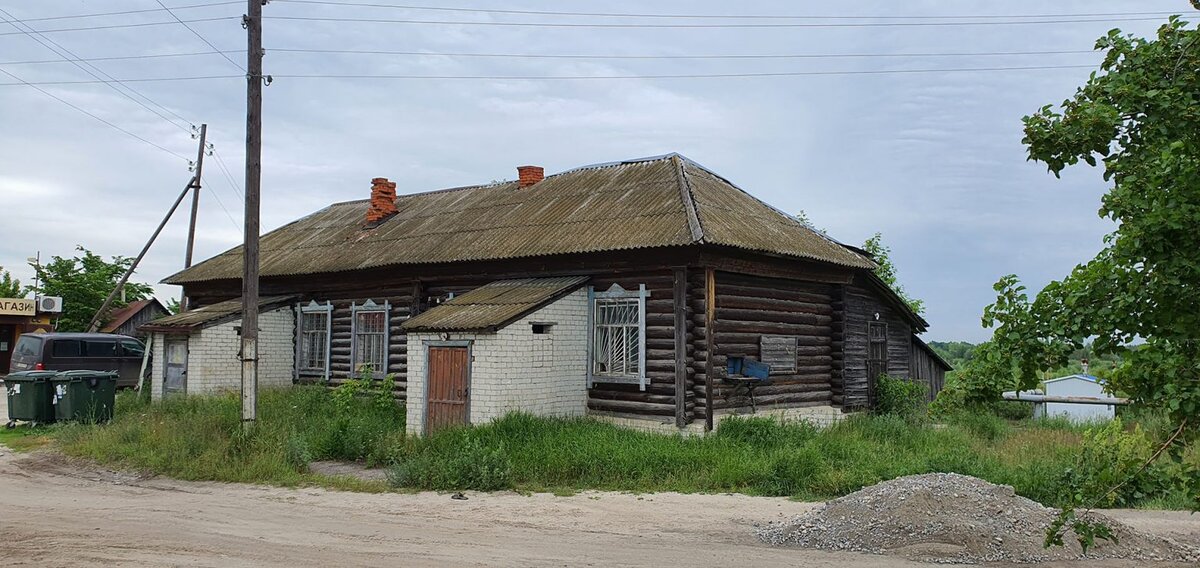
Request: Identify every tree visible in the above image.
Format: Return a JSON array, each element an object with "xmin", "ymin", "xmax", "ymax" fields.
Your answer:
[
  {"xmin": 165, "ymin": 298, "xmax": 181, "ymax": 315},
  {"xmin": 0, "ymin": 266, "xmax": 22, "ymax": 298},
  {"xmin": 862, "ymin": 232, "xmax": 925, "ymax": 315},
  {"xmin": 30, "ymin": 246, "xmax": 153, "ymax": 332},
  {"xmin": 959, "ymin": 17, "xmax": 1200, "ymax": 543}
]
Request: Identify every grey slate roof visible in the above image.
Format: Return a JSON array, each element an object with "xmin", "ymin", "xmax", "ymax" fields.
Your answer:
[
  {"xmin": 140, "ymin": 296, "xmax": 295, "ymax": 332},
  {"xmin": 164, "ymin": 153, "xmax": 873, "ymax": 285},
  {"xmin": 401, "ymin": 276, "xmax": 589, "ymax": 332}
]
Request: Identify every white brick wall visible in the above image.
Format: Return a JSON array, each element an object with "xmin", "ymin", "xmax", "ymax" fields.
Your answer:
[
  {"xmin": 150, "ymin": 307, "xmax": 295, "ymax": 400},
  {"xmin": 407, "ymin": 289, "xmax": 588, "ymax": 435}
]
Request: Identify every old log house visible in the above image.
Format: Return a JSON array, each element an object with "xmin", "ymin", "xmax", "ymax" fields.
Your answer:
[{"xmin": 147, "ymin": 154, "xmax": 949, "ymax": 434}]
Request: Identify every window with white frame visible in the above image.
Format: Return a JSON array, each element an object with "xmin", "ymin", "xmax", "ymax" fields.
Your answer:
[
  {"xmin": 296, "ymin": 301, "xmax": 332, "ymax": 380},
  {"xmin": 351, "ymin": 299, "xmax": 390, "ymax": 378},
  {"xmin": 587, "ymin": 283, "xmax": 649, "ymax": 390}
]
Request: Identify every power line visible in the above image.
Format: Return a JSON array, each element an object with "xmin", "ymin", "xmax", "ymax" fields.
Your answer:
[
  {"xmin": 272, "ymin": 0, "xmax": 1183, "ymax": 21},
  {"xmin": 263, "ymin": 14, "xmax": 1171, "ymax": 29},
  {"xmin": 13, "ymin": 2, "xmax": 242, "ymax": 24},
  {"xmin": 153, "ymin": 0, "xmax": 245, "ymax": 72},
  {"xmin": 0, "ymin": 13, "xmax": 1174, "ymax": 36},
  {"xmin": 0, "ymin": 47, "xmax": 1101, "ymax": 66},
  {"xmin": 0, "ymin": 75, "xmax": 243, "ymax": 86},
  {"xmin": 0, "ymin": 64, "xmax": 1100, "ymax": 86},
  {"xmin": 0, "ymin": 16, "xmax": 238, "ymax": 37},
  {"xmin": 211, "ymin": 147, "xmax": 245, "ymax": 201},
  {"xmin": 0, "ymin": 66, "xmax": 189, "ymax": 161},
  {"xmin": 0, "ymin": 9, "xmax": 193, "ymax": 133}
]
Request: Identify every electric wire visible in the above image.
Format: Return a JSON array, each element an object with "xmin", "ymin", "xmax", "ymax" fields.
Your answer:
[
  {"xmin": 153, "ymin": 0, "xmax": 245, "ymax": 72},
  {"xmin": 12, "ymin": 2, "xmax": 242, "ymax": 24},
  {"xmin": 0, "ymin": 9, "xmax": 193, "ymax": 133},
  {"xmin": 271, "ymin": 0, "xmax": 1183, "ymax": 21},
  {"xmin": 0, "ymin": 47, "xmax": 1102, "ymax": 66}
]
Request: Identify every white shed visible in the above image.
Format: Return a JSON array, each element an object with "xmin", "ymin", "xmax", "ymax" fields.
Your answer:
[{"xmin": 1034, "ymin": 374, "xmax": 1114, "ymax": 423}]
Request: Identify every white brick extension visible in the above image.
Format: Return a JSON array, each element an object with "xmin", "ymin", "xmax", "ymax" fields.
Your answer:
[
  {"xmin": 150, "ymin": 307, "xmax": 295, "ymax": 401},
  {"xmin": 406, "ymin": 288, "xmax": 588, "ymax": 435}
]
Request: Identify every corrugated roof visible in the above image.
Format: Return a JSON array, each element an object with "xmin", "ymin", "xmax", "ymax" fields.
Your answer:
[
  {"xmin": 401, "ymin": 276, "xmax": 588, "ymax": 332},
  {"xmin": 140, "ymin": 296, "xmax": 294, "ymax": 332},
  {"xmin": 165, "ymin": 153, "xmax": 873, "ymax": 284}
]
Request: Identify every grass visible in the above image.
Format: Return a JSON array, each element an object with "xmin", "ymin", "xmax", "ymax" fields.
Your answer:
[{"xmin": 42, "ymin": 387, "xmax": 1190, "ymax": 509}]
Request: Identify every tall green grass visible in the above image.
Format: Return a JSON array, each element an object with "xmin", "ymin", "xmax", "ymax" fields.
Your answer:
[
  {"xmin": 55, "ymin": 387, "xmax": 1188, "ymax": 508},
  {"xmin": 56, "ymin": 387, "xmax": 404, "ymax": 489}
]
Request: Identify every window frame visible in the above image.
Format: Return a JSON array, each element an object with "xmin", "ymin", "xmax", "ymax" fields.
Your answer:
[
  {"xmin": 350, "ymin": 299, "xmax": 390, "ymax": 379},
  {"xmin": 295, "ymin": 300, "xmax": 333, "ymax": 382},
  {"xmin": 586, "ymin": 283, "xmax": 649, "ymax": 391}
]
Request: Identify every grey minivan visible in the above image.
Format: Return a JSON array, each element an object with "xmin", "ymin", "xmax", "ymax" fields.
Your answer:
[{"xmin": 8, "ymin": 333, "xmax": 147, "ymax": 388}]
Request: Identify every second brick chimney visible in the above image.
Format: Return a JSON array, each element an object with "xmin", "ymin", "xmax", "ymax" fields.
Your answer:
[
  {"xmin": 366, "ymin": 177, "xmax": 398, "ymax": 224},
  {"xmin": 517, "ymin": 165, "xmax": 544, "ymax": 188}
]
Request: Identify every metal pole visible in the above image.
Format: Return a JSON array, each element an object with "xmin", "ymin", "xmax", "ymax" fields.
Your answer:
[
  {"xmin": 241, "ymin": 0, "xmax": 263, "ymax": 427},
  {"xmin": 181, "ymin": 123, "xmax": 208, "ymax": 312},
  {"xmin": 87, "ymin": 177, "xmax": 197, "ymax": 332}
]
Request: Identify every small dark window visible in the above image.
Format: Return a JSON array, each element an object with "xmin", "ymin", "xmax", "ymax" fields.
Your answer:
[
  {"xmin": 85, "ymin": 341, "xmax": 118, "ymax": 357},
  {"xmin": 532, "ymin": 323, "xmax": 553, "ymax": 335},
  {"xmin": 51, "ymin": 340, "xmax": 82, "ymax": 358},
  {"xmin": 14, "ymin": 336, "xmax": 41, "ymax": 357}
]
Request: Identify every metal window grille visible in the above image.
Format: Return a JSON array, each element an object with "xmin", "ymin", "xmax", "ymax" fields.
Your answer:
[
  {"xmin": 296, "ymin": 301, "xmax": 332, "ymax": 380},
  {"xmin": 587, "ymin": 283, "xmax": 649, "ymax": 390},
  {"xmin": 351, "ymin": 300, "xmax": 390, "ymax": 378}
]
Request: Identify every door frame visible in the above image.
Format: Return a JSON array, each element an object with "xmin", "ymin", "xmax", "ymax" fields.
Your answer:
[
  {"xmin": 423, "ymin": 340, "xmax": 473, "ymax": 435},
  {"xmin": 866, "ymin": 321, "xmax": 888, "ymax": 407},
  {"xmin": 163, "ymin": 335, "xmax": 189, "ymax": 398}
]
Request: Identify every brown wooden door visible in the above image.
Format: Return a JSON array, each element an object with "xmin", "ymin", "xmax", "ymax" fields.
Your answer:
[
  {"xmin": 426, "ymin": 346, "xmax": 470, "ymax": 434},
  {"xmin": 866, "ymin": 322, "xmax": 888, "ymax": 407}
]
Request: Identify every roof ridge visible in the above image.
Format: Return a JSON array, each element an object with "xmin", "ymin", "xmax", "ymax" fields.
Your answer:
[{"xmin": 671, "ymin": 154, "xmax": 705, "ymax": 243}]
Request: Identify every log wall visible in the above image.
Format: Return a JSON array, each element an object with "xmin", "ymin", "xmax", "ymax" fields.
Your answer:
[
  {"xmin": 842, "ymin": 282, "xmax": 913, "ymax": 409},
  {"xmin": 695, "ymin": 271, "xmax": 836, "ymax": 417}
]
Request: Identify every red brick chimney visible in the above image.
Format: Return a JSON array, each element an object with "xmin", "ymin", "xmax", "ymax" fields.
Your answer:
[
  {"xmin": 366, "ymin": 177, "xmax": 398, "ymax": 224},
  {"xmin": 517, "ymin": 165, "xmax": 544, "ymax": 188}
]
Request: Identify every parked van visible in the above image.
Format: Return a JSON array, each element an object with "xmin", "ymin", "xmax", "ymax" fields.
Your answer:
[{"xmin": 7, "ymin": 333, "xmax": 146, "ymax": 388}]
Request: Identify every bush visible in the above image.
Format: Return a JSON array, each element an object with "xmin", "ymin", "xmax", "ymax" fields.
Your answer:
[
  {"xmin": 875, "ymin": 375, "xmax": 927, "ymax": 419},
  {"xmin": 388, "ymin": 434, "xmax": 512, "ymax": 491},
  {"xmin": 1061, "ymin": 418, "xmax": 1174, "ymax": 507}
]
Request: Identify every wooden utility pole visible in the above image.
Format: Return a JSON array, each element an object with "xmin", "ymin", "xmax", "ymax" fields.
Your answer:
[
  {"xmin": 180, "ymin": 123, "xmax": 207, "ymax": 312},
  {"xmin": 241, "ymin": 0, "xmax": 264, "ymax": 427}
]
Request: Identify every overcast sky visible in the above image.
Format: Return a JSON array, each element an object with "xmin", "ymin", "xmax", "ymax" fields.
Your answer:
[{"xmin": 0, "ymin": 1, "xmax": 1187, "ymax": 341}]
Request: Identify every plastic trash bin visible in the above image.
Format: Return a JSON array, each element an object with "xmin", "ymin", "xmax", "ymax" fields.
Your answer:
[
  {"xmin": 5, "ymin": 370, "xmax": 58, "ymax": 427},
  {"xmin": 51, "ymin": 370, "xmax": 118, "ymax": 423}
]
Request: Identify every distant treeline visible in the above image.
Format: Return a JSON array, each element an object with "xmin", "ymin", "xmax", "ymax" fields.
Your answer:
[{"xmin": 928, "ymin": 341, "xmax": 1126, "ymax": 381}]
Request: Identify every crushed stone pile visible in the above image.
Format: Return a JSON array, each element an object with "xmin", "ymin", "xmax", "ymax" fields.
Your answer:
[{"xmin": 756, "ymin": 473, "xmax": 1200, "ymax": 564}]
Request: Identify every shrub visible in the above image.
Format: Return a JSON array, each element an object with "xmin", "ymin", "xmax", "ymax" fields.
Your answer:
[
  {"xmin": 388, "ymin": 434, "xmax": 512, "ymax": 491},
  {"xmin": 1061, "ymin": 418, "xmax": 1174, "ymax": 507},
  {"xmin": 875, "ymin": 375, "xmax": 927, "ymax": 419}
]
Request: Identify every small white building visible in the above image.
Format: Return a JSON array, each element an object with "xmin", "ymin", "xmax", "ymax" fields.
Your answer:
[
  {"xmin": 402, "ymin": 277, "xmax": 590, "ymax": 435},
  {"xmin": 1035, "ymin": 374, "xmax": 1115, "ymax": 423},
  {"xmin": 141, "ymin": 296, "xmax": 296, "ymax": 401}
]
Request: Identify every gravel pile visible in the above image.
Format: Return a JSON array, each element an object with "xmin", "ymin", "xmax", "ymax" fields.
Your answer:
[{"xmin": 757, "ymin": 473, "xmax": 1200, "ymax": 564}]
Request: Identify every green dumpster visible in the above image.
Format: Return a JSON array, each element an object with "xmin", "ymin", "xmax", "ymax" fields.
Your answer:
[
  {"xmin": 5, "ymin": 370, "xmax": 58, "ymax": 427},
  {"xmin": 51, "ymin": 370, "xmax": 118, "ymax": 423}
]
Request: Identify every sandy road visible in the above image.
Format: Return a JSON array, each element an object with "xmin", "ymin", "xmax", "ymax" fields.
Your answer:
[{"xmin": 0, "ymin": 447, "xmax": 1197, "ymax": 568}]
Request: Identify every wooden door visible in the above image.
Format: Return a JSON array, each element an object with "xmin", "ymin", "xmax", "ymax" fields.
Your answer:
[
  {"xmin": 866, "ymin": 322, "xmax": 888, "ymax": 407},
  {"xmin": 426, "ymin": 346, "xmax": 470, "ymax": 434},
  {"xmin": 164, "ymin": 338, "xmax": 188, "ymax": 397}
]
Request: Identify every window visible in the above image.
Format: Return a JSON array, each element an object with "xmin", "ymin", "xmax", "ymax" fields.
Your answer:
[
  {"xmin": 587, "ymin": 283, "xmax": 649, "ymax": 390},
  {"xmin": 85, "ymin": 340, "xmax": 117, "ymax": 357},
  {"xmin": 296, "ymin": 301, "xmax": 333, "ymax": 380},
  {"xmin": 120, "ymin": 340, "xmax": 145, "ymax": 358},
  {"xmin": 351, "ymin": 300, "xmax": 390, "ymax": 378},
  {"xmin": 51, "ymin": 340, "xmax": 82, "ymax": 357}
]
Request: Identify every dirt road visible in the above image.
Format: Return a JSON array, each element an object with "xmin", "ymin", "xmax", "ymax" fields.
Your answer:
[{"xmin": 0, "ymin": 449, "xmax": 1196, "ymax": 567}]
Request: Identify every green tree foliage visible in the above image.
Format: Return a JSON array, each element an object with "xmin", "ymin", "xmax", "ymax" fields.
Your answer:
[
  {"xmin": 862, "ymin": 232, "xmax": 925, "ymax": 315},
  {"xmin": 164, "ymin": 298, "xmax": 181, "ymax": 315},
  {"xmin": 927, "ymin": 341, "xmax": 977, "ymax": 369},
  {"xmin": 948, "ymin": 18, "xmax": 1200, "ymax": 540},
  {"xmin": 31, "ymin": 246, "xmax": 153, "ymax": 332},
  {"xmin": 0, "ymin": 266, "xmax": 23, "ymax": 298}
]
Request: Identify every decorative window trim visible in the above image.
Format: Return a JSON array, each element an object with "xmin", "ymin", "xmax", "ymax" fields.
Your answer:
[
  {"xmin": 295, "ymin": 301, "xmax": 332, "ymax": 382},
  {"xmin": 351, "ymin": 299, "xmax": 391, "ymax": 379},
  {"xmin": 586, "ymin": 283, "xmax": 650, "ymax": 391}
]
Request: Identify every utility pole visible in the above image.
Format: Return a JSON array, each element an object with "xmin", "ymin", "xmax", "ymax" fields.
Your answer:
[
  {"xmin": 241, "ymin": 0, "xmax": 264, "ymax": 428},
  {"xmin": 180, "ymin": 123, "xmax": 207, "ymax": 312}
]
